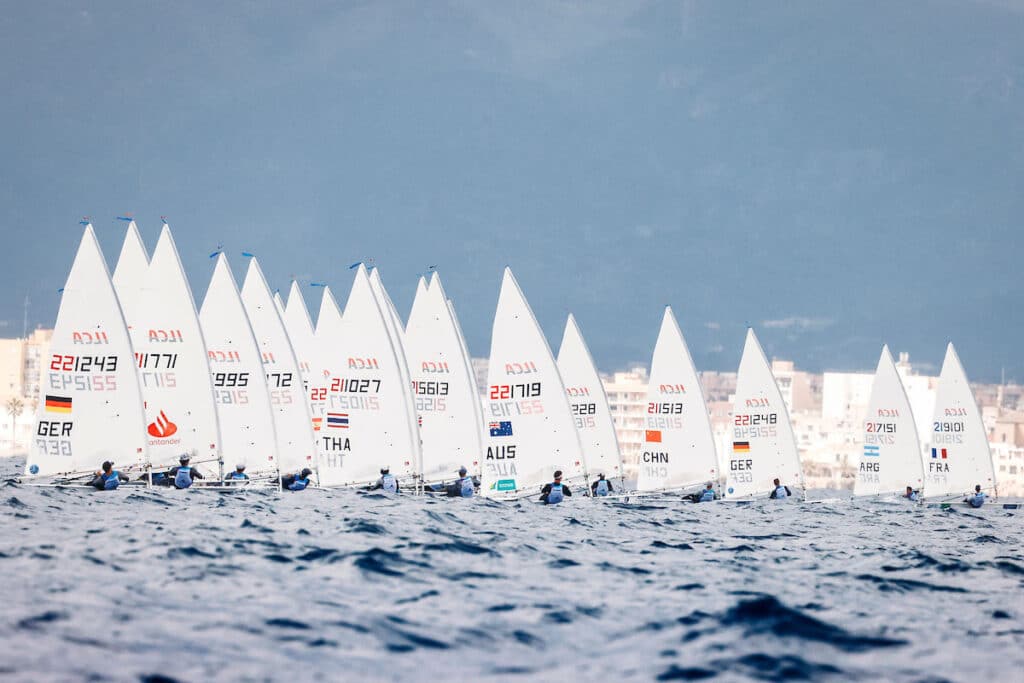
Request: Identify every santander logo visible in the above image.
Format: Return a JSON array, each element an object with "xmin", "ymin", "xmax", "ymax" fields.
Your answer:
[{"xmin": 147, "ymin": 410, "xmax": 178, "ymax": 438}]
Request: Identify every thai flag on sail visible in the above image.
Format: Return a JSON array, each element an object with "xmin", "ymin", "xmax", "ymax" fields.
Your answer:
[
  {"xmin": 931, "ymin": 448, "xmax": 947, "ymax": 459},
  {"xmin": 327, "ymin": 413, "xmax": 349, "ymax": 429},
  {"xmin": 863, "ymin": 444, "xmax": 880, "ymax": 457},
  {"xmin": 489, "ymin": 421, "xmax": 513, "ymax": 437}
]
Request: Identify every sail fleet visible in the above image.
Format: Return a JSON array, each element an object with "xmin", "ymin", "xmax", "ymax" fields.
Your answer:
[{"xmin": 25, "ymin": 222, "xmax": 1001, "ymax": 503}]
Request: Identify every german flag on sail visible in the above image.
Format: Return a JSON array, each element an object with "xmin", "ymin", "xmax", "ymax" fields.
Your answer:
[
  {"xmin": 45, "ymin": 395, "xmax": 72, "ymax": 414},
  {"xmin": 732, "ymin": 441, "xmax": 750, "ymax": 453}
]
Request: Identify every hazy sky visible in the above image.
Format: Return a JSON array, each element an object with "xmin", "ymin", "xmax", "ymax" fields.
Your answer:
[{"xmin": 2, "ymin": 1, "xmax": 1022, "ymax": 381}]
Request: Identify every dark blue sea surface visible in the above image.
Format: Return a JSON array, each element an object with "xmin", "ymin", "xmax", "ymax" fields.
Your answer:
[{"xmin": 2, "ymin": 456, "xmax": 1022, "ymax": 682}]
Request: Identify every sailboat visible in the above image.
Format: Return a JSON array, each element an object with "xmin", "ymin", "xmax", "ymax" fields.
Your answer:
[
  {"xmin": 924, "ymin": 343, "xmax": 998, "ymax": 505},
  {"xmin": 482, "ymin": 268, "xmax": 586, "ymax": 500},
  {"xmin": 199, "ymin": 254, "xmax": 279, "ymax": 481},
  {"xmin": 116, "ymin": 222, "xmax": 222, "ymax": 478},
  {"xmin": 556, "ymin": 314, "xmax": 625, "ymax": 492},
  {"xmin": 405, "ymin": 272, "xmax": 486, "ymax": 486},
  {"xmin": 308, "ymin": 285, "xmax": 344, "ymax": 464},
  {"xmin": 725, "ymin": 329, "xmax": 804, "ymax": 500},
  {"xmin": 853, "ymin": 346, "xmax": 924, "ymax": 500},
  {"xmin": 24, "ymin": 224, "xmax": 148, "ymax": 482},
  {"xmin": 635, "ymin": 307, "xmax": 717, "ymax": 497},
  {"xmin": 240, "ymin": 258, "xmax": 317, "ymax": 480},
  {"xmin": 315, "ymin": 265, "xmax": 421, "ymax": 488}
]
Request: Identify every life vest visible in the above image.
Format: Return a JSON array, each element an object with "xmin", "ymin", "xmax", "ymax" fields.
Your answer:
[
  {"xmin": 907, "ymin": 491, "xmax": 919, "ymax": 502},
  {"xmin": 102, "ymin": 471, "xmax": 120, "ymax": 491},
  {"xmin": 289, "ymin": 475, "xmax": 309, "ymax": 491},
  {"xmin": 381, "ymin": 474, "xmax": 397, "ymax": 493},
  {"xmin": 547, "ymin": 483, "xmax": 564, "ymax": 504},
  {"xmin": 773, "ymin": 485, "xmax": 788, "ymax": 500},
  {"xmin": 174, "ymin": 466, "xmax": 193, "ymax": 489},
  {"xmin": 460, "ymin": 476, "xmax": 474, "ymax": 498},
  {"xmin": 969, "ymin": 492, "xmax": 985, "ymax": 508},
  {"xmin": 699, "ymin": 488, "xmax": 715, "ymax": 503},
  {"xmin": 227, "ymin": 471, "xmax": 249, "ymax": 481},
  {"xmin": 595, "ymin": 479, "xmax": 609, "ymax": 496}
]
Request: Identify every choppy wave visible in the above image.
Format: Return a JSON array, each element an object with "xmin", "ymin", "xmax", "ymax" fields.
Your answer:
[{"xmin": 1, "ymin": 457, "xmax": 1022, "ymax": 682}]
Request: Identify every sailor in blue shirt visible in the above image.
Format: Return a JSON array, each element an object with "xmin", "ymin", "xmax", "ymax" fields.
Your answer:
[
  {"xmin": 904, "ymin": 486, "xmax": 920, "ymax": 502},
  {"xmin": 225, "ymin": 463, "xmax": 249, "ymax": 483},
  {"xmin": 698, "ymin": 482, "xmax": 717, "ymax": 502},
  {"xmin": 369, "ymin": 467, "xmax": 399, "ymax": 493},
  {"xmin": 590, "ymin": 473, "xmax": 613, "ymax": 497},
  {"xmin": 768, "ymin": 478, "xmax": 791, "ymax": 500},
  {"xmin": 87, "ymin": 461, "xmax": 127, "ymax": 490},
  {"xmin": 281, "ymin": 468, "xmax": 313, "ymax": 491},
  {"xmin": 540, "ymin": 470, "xmax": 572, "ymax": 504},
  {"xmin": 167, "ymin": 455, "xmax": 204, "ymax": 489},
  {"xmin": 445, "ymin": 467, "xmax": 475, "ymax": 497},
  {"xmin": 965, "ymin": 484, "xmax": 986, "ymax": 508}
]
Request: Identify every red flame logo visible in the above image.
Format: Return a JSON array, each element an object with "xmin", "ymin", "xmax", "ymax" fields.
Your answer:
[{"xmin": 147, "ymin": 410, "xmax": 178, "ymax": 438}]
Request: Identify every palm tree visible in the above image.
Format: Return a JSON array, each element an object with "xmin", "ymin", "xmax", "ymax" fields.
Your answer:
[{"xmin": 5, "ymin": 397, "xmax": 24, "ymax": 451}]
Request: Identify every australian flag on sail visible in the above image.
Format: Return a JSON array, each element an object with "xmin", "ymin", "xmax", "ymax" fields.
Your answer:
[
  {"xmin": 489, "ymin": 421, "xmax": 513, "ymax": 437},
  {"xmin": 863, "ymin": 444, "xmax": 881, "ymax": 457},
  {"xmin": 327, "ymin": 412, "xmax": 349, "ymax": 429}
]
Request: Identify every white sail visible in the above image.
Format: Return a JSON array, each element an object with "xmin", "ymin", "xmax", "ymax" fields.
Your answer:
[
  {"xmin": 121, "ymin": 224, "xmax": 222, "ymax": 471},
  {"xmin": 199, "ymin": 254, "xmax": 278, "ymax": 474},
  {"xmin": 240, "ymin": 258, "xmax": 316, "ymax": 475},
  {"xmin": 369, "ymin": 268, "xmax": 408, "ymax": 347},
  {"xmin": 26, "ymin": 225, "xmax": 148, "ymax": 477},
  {"xmin": 406, "ymin": 272, "xmax": 486, "ymax": 482},
  {"xmin": 482, "ymin": 268, "xmax": 585, "ymax": 498},
  {"xmin": 273, "ymin": 291, "xmax": 286, "ymax": 317},
  {"xmin": 111, "ymin": 220, "xmax": 149, "ymax": 327},
  {"xmin": 725, "ymin": 329, "xmax": 804, "ymax": 499},
  {"xmin": 557, "ymin": 314, "xmax": 624, "ymax": 487},
  {"xmin": 635, "ymin": 307, "xmax": 716, "ymax": 492},
  {"xmin": 283, "ymin": 281, "xmax": 317, "ymax": 393},
  {"xmin": 854, "ymin": 346, "xmax": 924, "ymax": 497},
  {"xmin": 925, "ymin": 343, "xmax": 996, "ymax": 499},
  {"xmin": 316, "ymin": 266, "xmax": 421, "ymax": 487}
]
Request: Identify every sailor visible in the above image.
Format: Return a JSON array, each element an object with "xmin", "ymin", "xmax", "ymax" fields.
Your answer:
[
  {"xmin": 281, "ymin": 468, "xmax": 314, "ymax": 491},
  {"xmin": 540, "ymin": 470, "xmax": 572, "ymax": 505},
  {"xmin": 590, "ymin": 473, "xmax": 613, "ymax": 497},
  {"xmin": 965, "ymin": 484, "xmax": 986, "ymax": 508},
  {"xmin": 769, "ymin": 478, "xmax": 791, "ymax": 500},
  {"xmin": 225, "ymin": 464, "xmax": 249, "ymax": 483},
  {"xmin": 445, "ymin": 467, "xmax": 475, "ymax": 498},
  {"xmin": 168, "ymin": 455, "xmax": 204, "ymax": 489},
  {"xmin": 369, "ymin": 467, "xmax": 399, "ymax": 493},
  {"xmin": 698, "ymin": 482, "xmax": 717, "ymax": 502},
  {"xmin": 904, "ymin": 486, "xmax": 920, "ymax": 502},
  {"xmin": 87, "ymin": 461, "xmax": 127, "ymax": 491}
]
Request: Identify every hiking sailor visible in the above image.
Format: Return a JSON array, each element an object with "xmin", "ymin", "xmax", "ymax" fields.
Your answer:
[
  {"xmin": 445, "ymin": 466, "xmax": 475, "ymax": 498},
  {"xmin": 225, "ymin": 463, "xmax": 249, "ymax": 483},
  {"xmin": 590, "ymin": 473, "xmax": 613, "ymax": 497},
  {"xmin": 281, "ymin": 468, "xmax": 313, "ymax": 491},
  {"xmin": 369, "ymin": 467, "xmax": 399, "ymax": 493},
  {"xmin": 769, "ymin": 478, "xmax": 791, "ymax": 500},
  {"xmin": 964, "ymin": 484, "xmax": 986, "ymax": 508},
  {"xmin": 87, "ymin": 461, "xmax": 128, "ymax": 491},
  {"xmin": 169, "ymin": 455, "xmax": 204, "ymax": 489},
  {"xmin": 540, "ymin": 470, "xmax": 572, "ymax": 505}
]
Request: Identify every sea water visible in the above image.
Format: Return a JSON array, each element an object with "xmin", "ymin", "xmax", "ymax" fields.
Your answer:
[{"xmin": 1, "ymin": 456, "xmax": 1021, "ymax": 682}]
